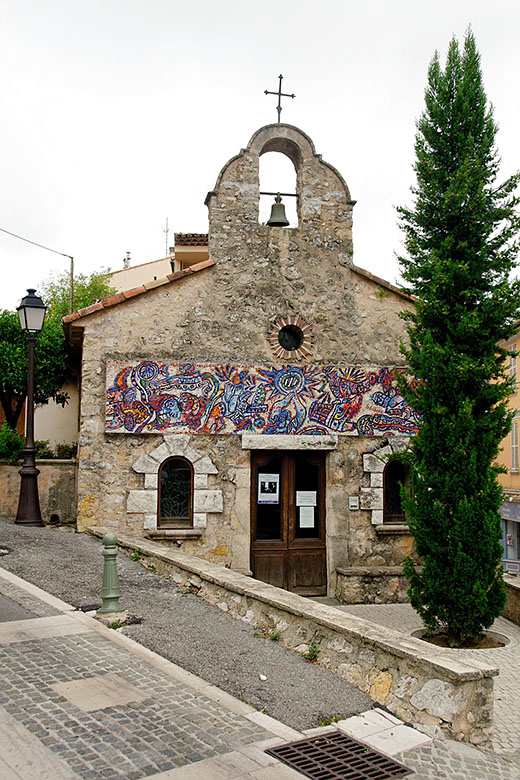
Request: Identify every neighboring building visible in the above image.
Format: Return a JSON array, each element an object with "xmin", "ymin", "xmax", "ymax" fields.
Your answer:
[
  {"xmin": 497, "ymin": 326, "xmax": 520, "ymax": 573},
  {"xmin": 109, "ymin": 235, "xmax": 209, "ymax": 293},
  {"xmin": 33, "ymin": 380, "xmax": 79, "ymax": 450},
  {"xmin": 63, "ymin": 123, "xmax": 420, "ymax": 602}
]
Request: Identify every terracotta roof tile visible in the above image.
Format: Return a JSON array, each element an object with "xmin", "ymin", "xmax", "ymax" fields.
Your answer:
[
  {"xmin": 75, "ymin": 301, "xmax": 104, "ymax": 318},
  {"xmin": 64, "ymin": 311, "xmax": 81, "ymax": 322},
  {"xmin": 62, "ymin": 258, "xmax": 215, "ymax": 325},
  {"xmin": 122, "ymin": 285, "xmax": 147, "ymax": 300},
  {"xmin": 174, "ymin": 232, "xmax": 208, "ymax": 246},
  {"xmin": 100, "ymin": 292, "xmax": 126, "ymax": 307},
  {"xmin": 143, "ymin": 278, "xmax": 168, "ymax": 291}
]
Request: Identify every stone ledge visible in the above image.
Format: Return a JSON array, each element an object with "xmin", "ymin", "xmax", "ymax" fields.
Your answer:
[
  {"xmin": 337, "ymin": 566, "xmax": 412, "ymax": 577},
  {"xmin": 144, "ymin": 529, "xmax": 203, "ymax": 540},
  {"xmin": 87, "ymin": 526, "xmax": 497, "ymax": 682},
  {"xmin": 374, "ymin": 524, "xmax": 411, "ymax": 535}
]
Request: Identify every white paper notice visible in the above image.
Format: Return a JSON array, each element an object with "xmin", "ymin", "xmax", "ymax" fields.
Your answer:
[
  {"xmin": 296, "ymin": 491, "xmax": 317, "ymax": 507},
  {"xmin": 299, "ymin": 506, "xmax": 315, "ymax": 528},
  {"xmin": 258, "ymin": 473, "xmax": 280, "ymax": 504}
]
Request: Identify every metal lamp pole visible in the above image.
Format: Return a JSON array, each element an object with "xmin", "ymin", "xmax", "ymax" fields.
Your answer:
[{"xmin": 15, "ymin": 289, "xmax": 47, "ymax": 527}]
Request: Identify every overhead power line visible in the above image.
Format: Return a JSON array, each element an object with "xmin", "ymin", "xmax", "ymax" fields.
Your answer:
[{"xmin": 0, "ymin": 226, "xmax": 74, "ymax": 314}]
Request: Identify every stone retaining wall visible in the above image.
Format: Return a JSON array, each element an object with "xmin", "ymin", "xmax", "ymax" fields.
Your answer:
[
  {"xmin": 0, "ymin": 460, "xmax": 76, "ymax": 525},
  {"xmin": 503, "ymin": 576, "xmax": 520, "ymax": 626},
  {"xmin": 336, "ymin": 566, "xmax": 411, "ymax": 603},
  {"xmin": 88, "ymin": 527, "xmax": 498, "ymax": 747}
]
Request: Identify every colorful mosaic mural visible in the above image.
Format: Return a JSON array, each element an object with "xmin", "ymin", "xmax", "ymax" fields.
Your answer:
[{"xmin": 105, "ymin": 361, "xmax": 420, "ymax": 436}]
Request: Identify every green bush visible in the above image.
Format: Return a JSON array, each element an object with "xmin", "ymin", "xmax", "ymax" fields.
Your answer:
[
  {"xmin": 0, "ymin": 423, "xmax": 24, "ymax": 462},
  {"xmin": 35, "ymin": 440, "xmax": 55, "ymax": 459},
  {"xmin": 55, "ymin": 442, "xmax": 77, "ymax": 459}
]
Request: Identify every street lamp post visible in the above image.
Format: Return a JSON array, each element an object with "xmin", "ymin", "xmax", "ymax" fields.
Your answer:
[{"xmin": 15, "ymin": 289, "xmax": 47, "ymax": 527}]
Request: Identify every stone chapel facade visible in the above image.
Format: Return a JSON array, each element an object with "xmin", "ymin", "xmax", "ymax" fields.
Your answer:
[{"xmin": 64, "ymin": 124, "xmax": 419, "ymax": 603}]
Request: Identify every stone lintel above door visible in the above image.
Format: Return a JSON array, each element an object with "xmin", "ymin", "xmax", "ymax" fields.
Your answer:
[{"xmin": 241, "ymin": 434, "xmax": 338, "ymax": 451}]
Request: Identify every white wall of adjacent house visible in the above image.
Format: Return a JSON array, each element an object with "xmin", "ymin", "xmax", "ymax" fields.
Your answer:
[
  {"xmin": 109, "ymin": 257, "xmax": 174, "ymax": 292},
  {"xmin": 33, "ymin": 381, "xmax": 79, "ymax": 449}
]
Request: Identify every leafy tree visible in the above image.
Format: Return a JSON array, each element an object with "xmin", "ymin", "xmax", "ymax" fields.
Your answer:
[
  {"xmin": 41, "ymin": 268, "xmax": 112, "ymax": 321},
  {"xmin": 397, "ymin": 30, "xmax": 520, "ymax": 643},
  {"xmin": 0, "ymin": 269, "xmax": 113, "ymax": 429}
]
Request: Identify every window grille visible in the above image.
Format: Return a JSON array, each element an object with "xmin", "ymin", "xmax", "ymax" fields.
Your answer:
[
  {"xmin": 383, "ymin": 460, "xmax": 411, "ymax": 523},
  {"xmin": 158, "ymin": 457, "xmax": 193, "ymax": 527}
]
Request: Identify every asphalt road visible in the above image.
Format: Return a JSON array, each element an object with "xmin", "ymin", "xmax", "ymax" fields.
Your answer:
[{"xmin": 0, "ymin": 517, "xmax": 372, "ymax": 730}]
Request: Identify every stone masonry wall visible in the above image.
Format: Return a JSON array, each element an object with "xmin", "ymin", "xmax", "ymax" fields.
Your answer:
[
  {"xmin": 503, "ymin": 576, "xmax": 520, "ymax": 626},
  {"xmin": 0, "ymin": 460, "xmax": 76, "ymax": 525}
]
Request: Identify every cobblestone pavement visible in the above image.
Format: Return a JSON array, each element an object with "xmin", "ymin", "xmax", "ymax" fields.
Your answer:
[
  {"xmin": 395, "ymin": 738, "xmax": 520, "ymax": 779},
  {"xmin": 333, "ymin": 601, "xmax": 520, "ymax": 759},
  {"xmin": 0, "ymin": 520, "xmax": 372, "ymax": 732},
  {"xmin": 1, "ymin": 570, "xmax": 520, "ymax": 779}
]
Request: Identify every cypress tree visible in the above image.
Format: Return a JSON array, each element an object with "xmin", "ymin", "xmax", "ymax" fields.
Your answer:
[{"xmin": 398, "ymin": 30, "xmax": 520, "ymax": 643}]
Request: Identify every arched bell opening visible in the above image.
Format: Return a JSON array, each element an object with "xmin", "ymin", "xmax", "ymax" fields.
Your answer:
[{"xmin": 259, "ymin": 150, "xmax": 299, "ymax": 228}]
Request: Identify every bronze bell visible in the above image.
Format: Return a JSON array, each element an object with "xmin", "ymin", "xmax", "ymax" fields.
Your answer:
[{"xmin": 266, "ymin": 193, "xmax": 289, "ymax": 227}]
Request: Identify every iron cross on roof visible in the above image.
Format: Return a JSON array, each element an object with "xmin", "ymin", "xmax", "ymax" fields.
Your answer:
[{"xmin": 264, "ymin": 74, "xmax": 295, "ymax": 123}]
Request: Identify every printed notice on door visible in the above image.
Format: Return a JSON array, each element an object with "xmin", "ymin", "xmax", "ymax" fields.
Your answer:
[
  {"xmin": 296, "ymin": 491, "xmax": 317, "ymax": 507},
  {"xmin": 258, "ymin": 473, "xmax": 280, "ymax": 504},
  {"xmin": 299, "ymin": 506, "xmax": 315, "ymax": 528}
]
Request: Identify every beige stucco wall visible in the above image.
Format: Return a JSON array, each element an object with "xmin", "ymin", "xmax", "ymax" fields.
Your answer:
[
  {"xmin": 34, "ymin": 381, "xmax": 79, "ymax": 449},
  {"xmin": 73, "ymin": 124, "xmax": 416, "ymax": 597},
  {"xmin": 110, "ymin": 258, "xmax": 173, "ymax": 292}
]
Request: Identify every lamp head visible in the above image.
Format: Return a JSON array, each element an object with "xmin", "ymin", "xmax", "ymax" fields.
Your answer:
[{"xmin": 17, "ymin": 288, "xmax": 47, "ymax": 333}]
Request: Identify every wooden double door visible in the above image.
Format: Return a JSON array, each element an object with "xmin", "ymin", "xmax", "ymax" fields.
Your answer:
[{"xmin": 250, "ymin": 451, "xmax": 327, "ymax": 595}]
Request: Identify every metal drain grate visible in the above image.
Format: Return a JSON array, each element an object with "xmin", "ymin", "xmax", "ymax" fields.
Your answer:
[{"xmin": 266, "ymin": 731, "xmax": 411, "ymax": 780}]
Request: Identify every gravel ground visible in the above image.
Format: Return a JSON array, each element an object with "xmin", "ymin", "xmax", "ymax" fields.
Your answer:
[{"xmin": 0, "ymin": 517, "xmax": 372, "ymax": 730}]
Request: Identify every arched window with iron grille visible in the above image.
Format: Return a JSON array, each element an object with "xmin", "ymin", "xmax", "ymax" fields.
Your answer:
[
  {"xmin": 383, "ymin": 459, "xmax": 411, "ymax": 523},
  {"xmin": 158, "ymin": 457, "xmax": 193, "ymax": 528}
]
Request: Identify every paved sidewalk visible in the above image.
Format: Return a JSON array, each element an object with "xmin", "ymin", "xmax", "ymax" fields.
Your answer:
[{"xmin": 1, "ymin": 568, "xmax": 520, "ymax": 779}]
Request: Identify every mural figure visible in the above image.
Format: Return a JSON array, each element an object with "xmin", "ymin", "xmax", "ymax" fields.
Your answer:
[{"xmin": 105, "ymin": 361, "xmax": 420, "ymax": 437}]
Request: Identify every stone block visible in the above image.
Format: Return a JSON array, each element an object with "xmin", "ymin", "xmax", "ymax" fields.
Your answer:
[
  {"xmin": 360, "ymin": 487, "xmax": 383, "ymax": 510},
  {"xmin": 194, "ymin": 455, "xmax": 218, "ymax": 475},
  {"xmin": 144, "ymin": 473, "xmax": 158, "ymax": 489},
  {"xmin": 163, "ymin": 434, "xmax": 190, "ymax": 455},
  {"xmin": 193, "ymin": 512, "xmax": 207, "ymax": 528},
  {"xmin": 132, "ymin": 454, "xmax": 159, "ymax": 475},
  {"xmin": 242, "ymin": 433, "xmax": 338, "ymax": 450},
  {"xmin": 184, "ymin": 446, "xmax": 203, "ymax": 463},
  {"xmin": 149, "ymin": 443, "xmax": 170, "ymax": 463},
  {"xmin": 366, "ymin": 724, "xmax": 431, "ymax": 756},
  {"xmin": 370, "ymin": 472, "xmax": 383, "ymax": 488},
  {"xmin": 338, "ymin": 710, "xmax": 397, "ymax": 739},
  {"xmin": 194, "ymin": 490, "xmax": 223, "ymax": 513},
  {"xmin": 194, "ymin": 473, "xmax": 208, "ymax": 489},
  {"xmin": 371, "ymin": 510, "xmax": 384, "ymax": 525},
  {"xmin": 127, "ymin": 490, "xmax": 158, "ymax": 513},
  {"xmin": 143, "ymin": 514, "xmax": 157, "ymax": 529},
  {"xmin": 390, "ymin": 437, "xmax": 410, "ymax": 454},
  {"xmin": 363, "ymin": 454, "xmax": 384, "ymax": 473},
  {"xmin": 373, "ymin": 444, "xmax": 393, "ymax": 460},
  {"xmin": 410, "ymin": 679, "xmax": 465, "ymax": 720}
]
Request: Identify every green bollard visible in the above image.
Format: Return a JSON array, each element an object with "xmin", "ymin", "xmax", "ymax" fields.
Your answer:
[{"xmin": 98, "ymin": 532, "xmax": 122, "ymax": 615}]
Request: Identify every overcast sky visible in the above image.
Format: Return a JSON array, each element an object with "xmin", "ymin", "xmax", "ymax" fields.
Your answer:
[{"xmin": 1, "ymin": 0, "xmax": 518, "ymax": 312}]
